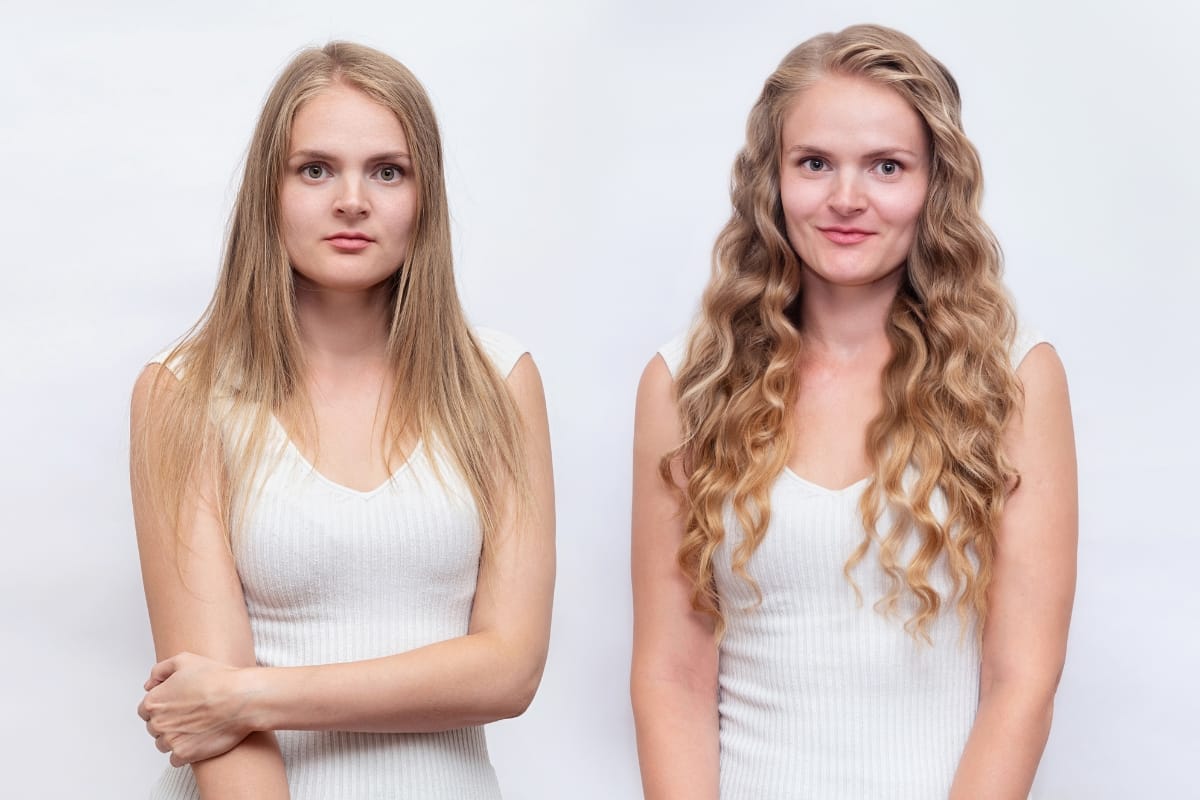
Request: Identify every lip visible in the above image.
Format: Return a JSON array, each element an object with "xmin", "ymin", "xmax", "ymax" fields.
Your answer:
[
  {"xmin": 818, "ymin": 226, "xmax": 874, "ymax": 245},
  {"xmin": 325, "ymin": 231, "xmax": 375, "ymax": 252}
]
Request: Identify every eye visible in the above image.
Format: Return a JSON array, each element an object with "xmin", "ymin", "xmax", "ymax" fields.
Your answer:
[
  {"xmin": 301, "ymin": 163, "xmax": 329, "ymax": 180},
  {"xmin": 876, "ymin": 159, "xmax": 902, "ymax": 177},
  {"xmin": 376, "ymin": 164, "xmax": 404, "ymax": 183},
  {"xmin": 799, "ymin": 156, "xmax": 827, "ymax": 172}
]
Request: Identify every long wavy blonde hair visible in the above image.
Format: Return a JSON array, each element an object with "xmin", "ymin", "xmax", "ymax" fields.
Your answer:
[
  {"xmin": 133, "ymin": 42, "xmax": 527, "ymax": 553},
  {"xmin": 668, "ymin": 24, "xmax": 1022, "ymax": 641}
]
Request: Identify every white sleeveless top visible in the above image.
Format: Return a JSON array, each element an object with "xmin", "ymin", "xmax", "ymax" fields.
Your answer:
[
  {"xmin": 659, "ymin": 329, "xmax": 1045, "ymax": 800},
  {"xmin": 148, "ymin": 327, "xmax": 526, "ymax": 800}
]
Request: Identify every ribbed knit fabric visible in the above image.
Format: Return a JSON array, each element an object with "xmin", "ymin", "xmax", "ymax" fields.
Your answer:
[
  {"xmin": 658, "ymin": 328, "xmax": 1045, "ymax": 800},
  {"xmin": 148, "ymin": 327, "xmax": 526, "ymax": 800}
]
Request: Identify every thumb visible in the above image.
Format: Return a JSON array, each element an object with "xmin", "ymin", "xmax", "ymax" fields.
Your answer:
[{"xmin": 145, "ymin": 654, "xmax": 182, "ymax": 690}]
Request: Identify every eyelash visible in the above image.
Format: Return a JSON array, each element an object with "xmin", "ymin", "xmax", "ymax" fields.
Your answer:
[
  {"xmin": 375, "ymin": 164, "xmax": 404, "ymax": 182},
  {"xmin": 297, "ymin": 163, "xmax": 406, "ymax": 182},
  {"xmin": 795, "ymin": 157, "xmax": 905, "ymax": 176},
  {"xmin": 301, "ymin": 163, "xmax": 330, "ymax": 180},
  {"xmin": 875, "ymin": 159, "xmax": 902, "ymax": 177}
]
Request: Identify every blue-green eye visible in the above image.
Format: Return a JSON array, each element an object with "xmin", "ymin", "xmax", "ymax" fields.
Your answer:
[
  {"xmin": 878, "ymin": 160, "xmax": 900, "ymax": 176},
  {"xmin": 302, "ymin": 164, "xmax": 327, "ymax": 180},
  {"xmin": 801, "ymin": 157, "xmax": 826, "ymax": 171}
]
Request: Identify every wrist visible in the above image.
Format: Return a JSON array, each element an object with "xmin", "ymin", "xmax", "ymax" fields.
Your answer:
[{"xmin": 237, "ymin": 666, "xmax": 276, "ymax": 732}]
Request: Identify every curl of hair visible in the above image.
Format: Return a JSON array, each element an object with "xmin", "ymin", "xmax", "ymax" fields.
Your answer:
[
  {"xmin": 666, "ymin": 24, "xmax": 1022, "ymax": 641},
  {"xmin": 132, "ymin": 42, "xmax": 528, "ymax": 562}
]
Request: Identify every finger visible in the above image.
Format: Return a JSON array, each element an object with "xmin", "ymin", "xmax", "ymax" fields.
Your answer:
[
  {"xmin": 145, "ymin": 718, "xmax": 157, "ymax": 737},
  {"xmin": 148, "ymin": 657, "xmax": 179, "ymax": 686},
  {"xmin": 170, "ymin": 751, "xmax": 185, "ymax": 768},
  {"xmin": 137, "ymin": 698, "xmax": 150, "ymax": 722},
  {"xmin": 155, "ymin": 735, "xmax": 171, "ymax": 754}
]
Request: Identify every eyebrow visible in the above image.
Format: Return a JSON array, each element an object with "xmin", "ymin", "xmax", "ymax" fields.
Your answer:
[
  {"xmin": 787, "ymin": 145, "xmax": 921, "ymax": 160},
  {"xmin": 288, "ymin": 149, "xmax": 412, "ymax": 163}
]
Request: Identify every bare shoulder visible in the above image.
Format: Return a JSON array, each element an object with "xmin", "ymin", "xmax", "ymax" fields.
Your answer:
[
  {"xmin": 130, "ymin": 361, "xmax": 184, "ymax": 432},
  {"xmin": 638, "ymin": 352, "xmax": 674, "ymax": 397},
  {"xmin": 1008, "ymin": 342, "xmax": 1073, "ymax": 470},
  {"xmin": 1015, "ymin": 342, "xmax": 1069, "ymax": 405},
  {"xmin": 504, "ymin": 353, "xmax": 548, "ymax": 420},
  {"xmin": 636, "ymin": 354, "xmax": 679, "ymax": 433}
]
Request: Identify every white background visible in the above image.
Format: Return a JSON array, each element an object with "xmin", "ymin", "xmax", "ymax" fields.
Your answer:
[{"xmin": 2, "ymin": 0, "xmax": 1197, "ymax": 797}]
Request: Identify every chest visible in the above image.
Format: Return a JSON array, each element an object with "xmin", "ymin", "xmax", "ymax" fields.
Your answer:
[
  {"xmin": 290, "ymin": 368, "xmax": 411, "ymax": 494},
  {"xmin": 788, "ymin": 361, "xmax": 883, "ymax": 492},
  {"xmin": 231, "ymin": 441, "xmax": 484, "ymax": 615},
  {"xmin": 715, "ymin": 472, "xmax": 958, "ymax": 618}
]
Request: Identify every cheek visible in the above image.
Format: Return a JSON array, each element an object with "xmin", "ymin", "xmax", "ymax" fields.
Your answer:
[
  {"xmin": 278, "ymin": 189, "xmax": 308, "ymax": 237},
  {"xmin": 779, "ymin": 180, "xmax": 819, "ymax": 236},
  {"xmin": 277, "ymin": 194, "xmax": 313, "ymax": 264},
  {"xmin": 879, "ymin": 187, "xmax": 927, "ymax": 242},
  {"xmin": 390, "ymin": 189, "xmax": 419, "ymax": 233}
]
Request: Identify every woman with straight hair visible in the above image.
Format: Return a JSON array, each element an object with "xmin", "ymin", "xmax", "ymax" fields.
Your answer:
[
  {"xmin": 631, "ymin": 24, "xmax": 1076, "ymax": 799},
  {"xmin": 131, "ymin": 42, "xmax": 555, "ymax": 799}
]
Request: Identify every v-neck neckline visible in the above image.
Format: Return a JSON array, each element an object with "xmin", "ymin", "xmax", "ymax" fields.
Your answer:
[
  {"xmin": 782, "ymin": 466, "xmax": 871, "ymax": 496},
  {"xmin": 269, "ymin": 415, "xmax": 422, "ymax": 498}
]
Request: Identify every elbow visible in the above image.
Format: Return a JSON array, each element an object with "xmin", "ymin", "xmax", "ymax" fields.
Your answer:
[
  {"xmin": 630, "ymin": 658, "xmax": 719, "ymax": 722},
  {"xmin": 978, "ymin": 664, "xmax": 1060, "ymax": 732},
  {"xmin": 488, "ymin": 652, "xmax": 546, "ymax": 721},
  {"xmin": 980, "ymin": 653, "xmax": 1063, "ymax": 700},
  {"xmin": 494, "ymin": 683, "xmax": 536, "ymax": 720}
]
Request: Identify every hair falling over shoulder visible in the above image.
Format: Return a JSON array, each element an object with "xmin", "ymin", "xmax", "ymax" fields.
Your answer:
[
  {"xmin": 666, "ymin": 24, "xmax": 1023, "ymax": 641},
  {"xmin": 132, "ymin": 42, "xmax": 529, "ymax": 557}
]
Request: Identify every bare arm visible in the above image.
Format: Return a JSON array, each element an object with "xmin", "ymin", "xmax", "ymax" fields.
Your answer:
[
  {"xmin": 142, "ymin": 355, "xmax": 555, "ymax": 749},
  {"xmin": 248, "ymin": 353, "xmax": 556, "ymax": 731},
  {"xmin": 630, "ymin": 355, "xmax": 720, "ymax": 800},
  {"xmin": 949, "ymin": 344, "xmax": 1078, "ymax": 799},
  {"xmin": 131, "ymin": 365, "xmax": 289, "ymax": 798}
]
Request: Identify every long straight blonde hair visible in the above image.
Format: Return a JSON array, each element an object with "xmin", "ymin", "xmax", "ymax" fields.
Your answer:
[
  {"xmin": 133, "ymin": 42, "xmax": 528, "ymax": 552},
  {"xmin": 668, "ymin": 25, "xmax": 1022, "ymax": 641}
]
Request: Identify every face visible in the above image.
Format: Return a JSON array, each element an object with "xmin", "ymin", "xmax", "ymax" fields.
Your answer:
[
  {"xmin": 280, "ymin": 82, "xmax": 418, "ymax": 294},
  {"xmin": 778, "ymin": 74, "xmax": 929, "ymax": 293}
]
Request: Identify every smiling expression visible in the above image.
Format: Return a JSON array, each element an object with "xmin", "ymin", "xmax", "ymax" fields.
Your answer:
[
  {"xmin": 280, "ymin": 82, "xmax": 418, "ymax": 294},
  {"xmin": 778, "ymin": 74, "xmax": 930, "ymax": 293}
]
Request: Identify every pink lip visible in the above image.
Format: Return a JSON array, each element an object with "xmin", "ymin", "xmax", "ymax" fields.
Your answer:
[
  {"xmin": 325, "ymin": 231, "xmax": 374, "ymax": 251},
  {"xmin": 818, "ymin": 226, "xmax": 874, "ymax": 245}
]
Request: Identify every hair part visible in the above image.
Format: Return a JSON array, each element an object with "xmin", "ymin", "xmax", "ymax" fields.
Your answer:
[
  {"xmin": 133, "ymin": 42, "xmax": 529, "ymax": 565},
  {"xmin": 667, "ymin": 24, "xmax": 1021, "ymax": 641}
]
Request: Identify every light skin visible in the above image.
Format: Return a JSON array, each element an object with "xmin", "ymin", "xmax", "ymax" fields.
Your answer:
[
  {"xmin": 631, "ymin": 73, "xmax": 1075, "ymax": 799},
  {"xmin": 134, "ymin": 84, "xmax": 556, "ymax": 794}
]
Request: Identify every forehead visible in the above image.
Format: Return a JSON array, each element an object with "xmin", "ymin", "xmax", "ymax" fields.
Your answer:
[
  {"xmin": 780, "ymin": 74, "xmax": 927, "ymax": 154},
  {"xmin": 289, "ymin": 83, "xmax": 409, "ymax": 153}
]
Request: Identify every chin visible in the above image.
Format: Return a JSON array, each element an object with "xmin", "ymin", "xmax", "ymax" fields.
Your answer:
[{"xmin": 803, "ymin": 263, "xmax": 904, "ymax": 289}]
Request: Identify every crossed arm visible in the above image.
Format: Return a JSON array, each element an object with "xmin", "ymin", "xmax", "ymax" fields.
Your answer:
[{"xmin": 132, "ymin": 355, "xmax": 555, "ymax": 795}]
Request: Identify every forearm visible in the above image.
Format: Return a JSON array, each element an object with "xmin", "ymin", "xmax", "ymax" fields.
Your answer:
[
  {"xmin": 246, "ymin": 631, "xmax": 544, "ymax": 734},
  {"xmin": 950, "ymin": 684, "xmax": 1055, "ymax": 800},
  {"xmin": 192, "ymin": 731, "xmax": 289, "ymax": 799},
  {"xmin": 631, "ymin": 674, "xmax": 720, "ymax": 800}
]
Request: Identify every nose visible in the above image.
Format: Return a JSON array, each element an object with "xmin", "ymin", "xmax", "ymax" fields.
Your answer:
[
  {"xmin": 334, "ymin": 177, "xmax": 369, "ymax": 218},
  {"xmin": 828, "ymin": 172, "xmax": 867, "ymax": 216}
]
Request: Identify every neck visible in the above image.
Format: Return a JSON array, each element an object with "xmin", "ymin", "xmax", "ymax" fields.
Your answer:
[
  {"xmin": 293, "ymin": 273, "xmax": 392, "ymax": 366},
  {"xmin": 797, "ymin": 268, "xmax": 902, "ymax": 362}
]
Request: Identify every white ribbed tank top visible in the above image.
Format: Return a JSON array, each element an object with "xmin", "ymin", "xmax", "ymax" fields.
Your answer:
[
  {"xmin": 147, "ymin": 327, "xmax": 527, "ymax": 800},
  {"xmin": 658, "ymin": 328, "xmax": 1045, "ymax": 800}
]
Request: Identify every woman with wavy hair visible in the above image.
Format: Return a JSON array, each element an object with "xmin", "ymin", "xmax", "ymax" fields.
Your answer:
[
  {"xmin": 632, "ymin": 24, "xmax": 1075, "ymax": 799},
  {"xmin": 131, "ymin": 42, "xmax": 555, "ymax": 799}
]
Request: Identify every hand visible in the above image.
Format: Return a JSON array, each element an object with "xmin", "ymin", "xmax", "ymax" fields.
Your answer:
[{"xmin": 137, "ymin": 652, "xmax": 258, "ymax": 767}]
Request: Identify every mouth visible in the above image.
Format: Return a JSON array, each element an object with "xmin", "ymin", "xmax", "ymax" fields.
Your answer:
[
  {"xmin": 818, "ymin": 226, "xmax": 874, "ymax": 245},
  {"xmin": 325, "ymin": 231, "xmax": 375, "ymax": 251}
]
